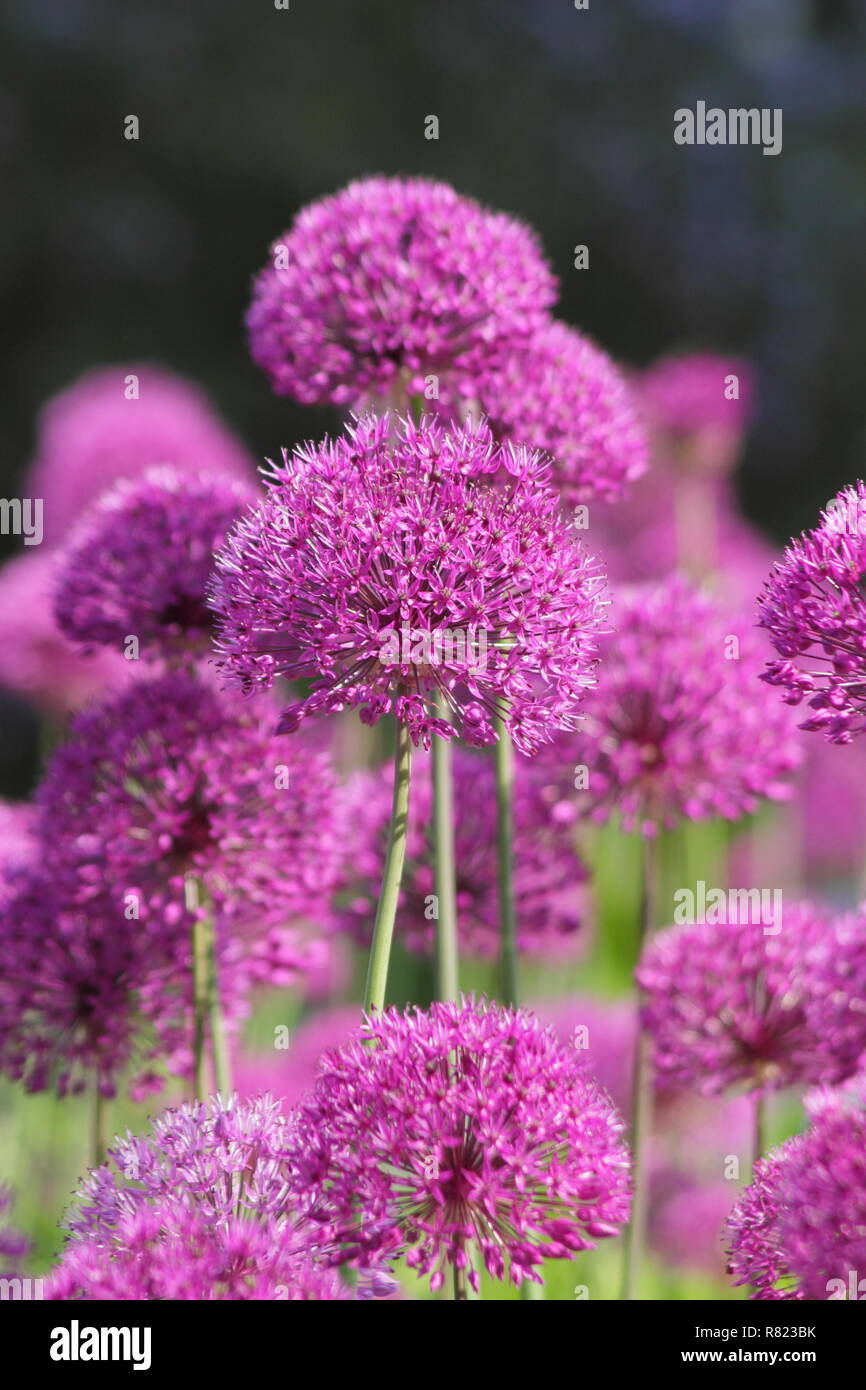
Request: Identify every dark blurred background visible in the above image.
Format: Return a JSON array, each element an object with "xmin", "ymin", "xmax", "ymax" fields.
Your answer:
[{"xmin": 2, "ymin": 0, "xmax": 866, "ymax": 536}]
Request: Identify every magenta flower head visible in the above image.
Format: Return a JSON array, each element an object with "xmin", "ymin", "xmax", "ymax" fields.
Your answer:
[
  {"xmin": 287, "ymin": 997, "xmax": 631, "ymax": 1291},
  {"xmin": 759, "ymin": 481, "xmax": 866, "ymax": 742},
  {"xmin": 0, "ymin": 552, "xmax": 127, "ymax": 715},
  {"xmin": 727, "ymin": 1091, "xmax": 866, "ymax": 1300},
  {"xmin": 477, "ymin": 320, "xmax": 648, "ymax": 506},
  {"xmin": 47, "ymin": 1095, "xmax": 353, "ymax": 1300},
  {"xmin": 53, "ymin": 466, "xmax": 257, "ymax": 662},
  {"xmin": 210, "ymin": 413, "xmax": 606, "ymax": 754},
  {"xmin": 636, "ymin": 903, "xmax": 866, "ymax": 1095},
  {"xmin": 334, "ymin": 747, "xmax": 589, "ymax": 957},
  {"xmin": 35, "ymin": 670, "xmax": 340, "ymax": 996},
  {"xmin": 25, "ymin": 364, "xmax": 254, "ymax": 547},
  {"xmin": 542, "ymin": 576, "xmax": 800, "ymax": 834},
  {"xmin": 639, "ymin": 351, "xmax": 753, "ymax": 474},
  {"xmin": 246, "ymin": 176, "xmax": 556, "ymax": 409}
]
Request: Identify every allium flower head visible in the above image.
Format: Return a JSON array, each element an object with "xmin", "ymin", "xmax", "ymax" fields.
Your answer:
[
  {"xmin": 48, "ymin": 1095, "xmax": 351, "ymax": 1300},
  {"xmin": 759, "ymin": 481, "xmax": 866, "ymax": 742},
  {"xmin": 542, "ymin": 576, "xmax": 800, "ymax": 833},
  {"xmin": 53, "ymin": 466, "xmax": 257, "ymax": 661},
  {"xmin": 727, "ymin": 1092, "xmax": 866, "ymax": 1300},
  {"xmin": 246, "ymin": 176, "xmax": 556, "ymax": 408},
  {"xmin": 640, "ymin": 352, "xmax": 753, "ymax": 444},
  {"xmin": 0, "ymin": 1187, "xmax": 31, "ymax": 1270},
  {"xmin": 25, "ymin": 364, "xmax": 253, "ymax": 546},
  {"xmin": 288, "ymin": 997, "xmax": 631, "ymax": 1291},
  {"xmin": 476, "ymin": 319, "xmax": 648, "ymax": 505},
  {"xmin": 210, "ymin": 413, "xmax": 606, "ymax": 754},
  {"xmin": 0, "ymin": 552, "xmax": 127, "ymax": 714},
  {"xmin": 636, "ymin": 903, "xmax": 866, "ymax": 1095},
  {"xmin": 334, "ymin": 747, "xmax": 589, "ymax": 957}
]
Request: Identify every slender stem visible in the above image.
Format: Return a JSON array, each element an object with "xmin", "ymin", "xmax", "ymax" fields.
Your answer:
[
  {"xmin": 494, "ymin": 712, "xmax": 518, "ymax": 1007},
  {"xmin": 432, "ymin": 692, "xmax": 459, "ymax": 1002},
  {"xmin": 621, "ymin": 834, "xmax": 659, "ymax": 1302},
  {"xmin": 452, "ymin": 1262, "xmax": 468, "ymax": 1302},
  {"xmin": 188, "ymin": 876, "xmax": 211, "ymax": 1100},
  {"xmin": 751, "ymin": 1092, "xmax": 765, "ymax": 1179},
  {"xmin": 209, "ymin": 946, "xmax": 232, "ymax": 1095},
  {"xmin": 92, "ymin": 1088, "xmax": 109, "ymax": 1169},
  {"xmin": 364, "ymin": 720, "xmax": 413, "ymax": 1014}
]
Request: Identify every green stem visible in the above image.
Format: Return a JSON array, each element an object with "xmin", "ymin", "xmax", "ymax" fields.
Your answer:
[
  {"xmin": 92, "ymin": 1088, "xmax": 109, "ymax": 1169},
  {"xmin": 364, "ymin": 720, "xmax": 413, "ymax": 1014},
  {"xmin": 751, "ymin": 1092, "xmax": 765, "ymax": 1179},
  {"xmin": 432, "ymin": 692, "xmax": 459, "ymax": 1002},
  {"xmin": 621, "ymin": 834, "xmax": 659, "ymax": 1302},
  {"xmin": 494, "ymin": 712, "xmax": 518, "ymax": 1007}
]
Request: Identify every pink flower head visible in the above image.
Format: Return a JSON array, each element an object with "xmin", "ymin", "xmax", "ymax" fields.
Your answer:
[
  {"xmin": 0, "ymin": 552, "xmax": 127, "ymax": 714},
  {"xmin": 287, "ymin": 997, "xmax": 631, "ymax": 1291},
  {"xmin": 234, "ymin": 1007, "xmax": 360, "ymax": 1111},
  {"xmin": 636, "ymin": 903, "xmax": 866, "ymax": 1095},
  {"xmin": 334, "ymin": 746, "xmax": 589, "ymax": 958},
  {"xmin": 47, "ymin": 1095, "xmax": 352, "ymax": 1300},
  {"xmin": 53, "ymin": 466, "xmax": 257, "ymax": 661},
  {"xmin": 210, "ymin": 413, "xmax": 607, "ymax": 754},
  {"xmin": 477, "ymin": 319, "xmax": 648, "ymax": 505},
  {"xmin": 542, "ymin": 576, "xmax": 800, "ymax": 834},
  {"xmin": 759, "ymin": 481, "xmax": 866, "ymax": 742},
  {"xmin": 727, "ymin": 1091, "xmax": 866, "ymax": 1300},
  {"xmin": 25, "ymin": 364, "xmax": 254, "ymax": 547},
  {"xmin": 639, "ymin": 351, "xmax": 753, "ymax": 461},
  {"xmin": 246, "ymin": 176, "xmax": 556, "ymax": 408}
]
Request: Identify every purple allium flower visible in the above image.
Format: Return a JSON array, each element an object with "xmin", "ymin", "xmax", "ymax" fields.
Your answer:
[
  {"xmin": 636, "ymin": 904, "xmax": 866, "ymax": 1095},
  {"xmin": 650, "ymin": 1177, "xmax": 734, "ymax": 1276},
  {"xmin": 639, "ymin": 351, "xmax": 753, "ymax": 457},
  {"xmin": 334, "ymin": 747, "xmax": 589, "ymax": 957},
  {"xmin": 759, "ymin": 481, "xmax": 866, "ymax": 742},
  {"xmin": 210, "ymin": 413, "xmax": 606, "ymax": 754},
  {"xmin": 532, "ymin": 995, "xmax": 636, "ymax": 1116},
  {"xmin": 474, "ymin": 320, "xmax": 648, "ymax": 505},
  {"xmin": 287, "ymin": 997, "xmax": 631, "ymax": 1291},
  {"xmin": 246, "ymin": 177, "xmax": 556, "ymax": 408},
  {"xmin": 25, "ymin": 365, "xmax": 253, "ymax": 547},
  {"xmin": 725, "ymin": 1144, "xmax": 805, "ymax": 1300},
  {"xmin": 541, "ymin": 577, "xmax": 800, "ymax": 834},
  {"xmin": 53, "ymin": 467, "xmax": 257, "ymax": 661},
  {"xmin": 0, "ymin": 1187, "xmax": 31, "ymax": 1269},
  {"xmin": 0, "ymin": 553, "xmax": 128, "ymax": 714},
  {"xmin": 47, "ymin": 1095, "xmax": 352, "ymax": 1300},
  {"xmin": 36, "ymin": 671, "xmax": 339, "ymax": 963}
]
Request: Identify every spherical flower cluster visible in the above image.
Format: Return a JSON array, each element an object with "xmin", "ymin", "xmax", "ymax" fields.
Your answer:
[
  {"xmin": 210, "ymin": 413, "xmax": 607, "ymax": 754},
  {"xmin": 477, "ymin": 319, "xmax": 648, "ymax": 505},
  {"xmin": 246, "ymin": 176, "xmax": 556, "ymax": 408},
  {"xmin": 639, "ymin": 352, "xmax": 753, "ymax": 443},
  {"xmin": 726, "ymin": 1093, "xmax": 866, "ymax": 1300},
  {"xmin": 0, "ymin": 552, "xmax": 127, "ymax": 714},
  {"xmin": 54, "ymin": 467, "xmax": 257, "ymax": 661},
  {"xmin": 759, "ymin": 481, "xmax": 866, "ymax": 742},
  {"xmin": 334, "ymin": 747, "xmax": 589, "ymax": 957},
  {"xmin": 287, "ymin": 997, "xmax": 631, "ymax": 1291},
  {"xmin": 25, "ymin": 364, "xmax": 254, "ymax": 547},
  {"xmin": 542, "ymin": 576, "xmax": 800, "ymax": 834},
  {"xmin": 47, "ymin": 1096, "xmax": 351, "ymax": 1300},
  {"xmin": 234, "ymin": 1006, "xmax": 359, "ymax": 1112},
  {"xmin": 636, "ymin": 903, "xmax": 866, "ymax": 1095},
  {"xmin": 36, "ymin": 671, "xmax": 340, "ymax": 998}
]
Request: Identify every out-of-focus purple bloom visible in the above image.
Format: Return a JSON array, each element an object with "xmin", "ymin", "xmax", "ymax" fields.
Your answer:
[
  {"xmin": 637, "ymin": 904, "xmax": 866, "ymax": 1094},
  {"xmin": 210, "ymin": 413, "xmax": 607, "ymax": 755},
  {"xmin": 540, "ymin": 576, "xmax": 800, "ymax": 835},
  {"xmin": 25, "ymin": 365, "xmax": 254, "ymax": 547},
  {"xmin": 246, "ymin": 177, "xmax": 556, "ymax": 409},
  {"xmin": 287, "ymin": 997, "xmax": 631, "ymax": 1291},
  {"xmin": 639, "ymin": 351, "xmax": 753, "ymax": 465},
  {"xmin": 233, "ymin": 1006, "xmax": 359, "ymax": 1111},
  {"xmin": 54, "ymin": 467, "xmax": 257, "ymax": 662},
  {"xmin": 47, "ymin": 1095, "xmax": 352, "ymax": 1300},
  {"xmin": 333, "ymin": 747, "xmax": 590, "ymax": 958},
  {"xmin": 0, "ymin": 1187, "xmax": 31, "ymax": 1268},
  {"xmin": 0, "ymin": 552, "xmax": 128, "ymax": 714},
  {"xmin": 474, "ymin": 319, "xmax": 647, "ymax": 505},
  {"xmin": 759, "ymin": 481, "xmax": 866, "ymax": 742}
]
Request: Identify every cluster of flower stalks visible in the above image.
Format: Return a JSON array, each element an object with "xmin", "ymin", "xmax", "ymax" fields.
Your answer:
[{"xmin": 2, "ymin": 176, "xmax": 866, "ymax": 1302}]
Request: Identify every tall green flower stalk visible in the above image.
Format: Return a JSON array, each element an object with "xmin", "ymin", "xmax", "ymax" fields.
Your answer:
[
  {"xmin": 495, "ymin": 710, "xmax": 518, "ymax": 1007},
  {"xmin": 363, "ymin": 719, "xmax": 413, "ymax": 1014},
  {"xmin": 621, "ymin": 835, "xmax": 659, "ymax": 1301},
  {"xmin": 187, "ymin": 876, "xmax": 232, "ymax": 1098},
  {"xmin": 432, "ymin": 692, "xmax": 459, "ymax": 1002}
]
